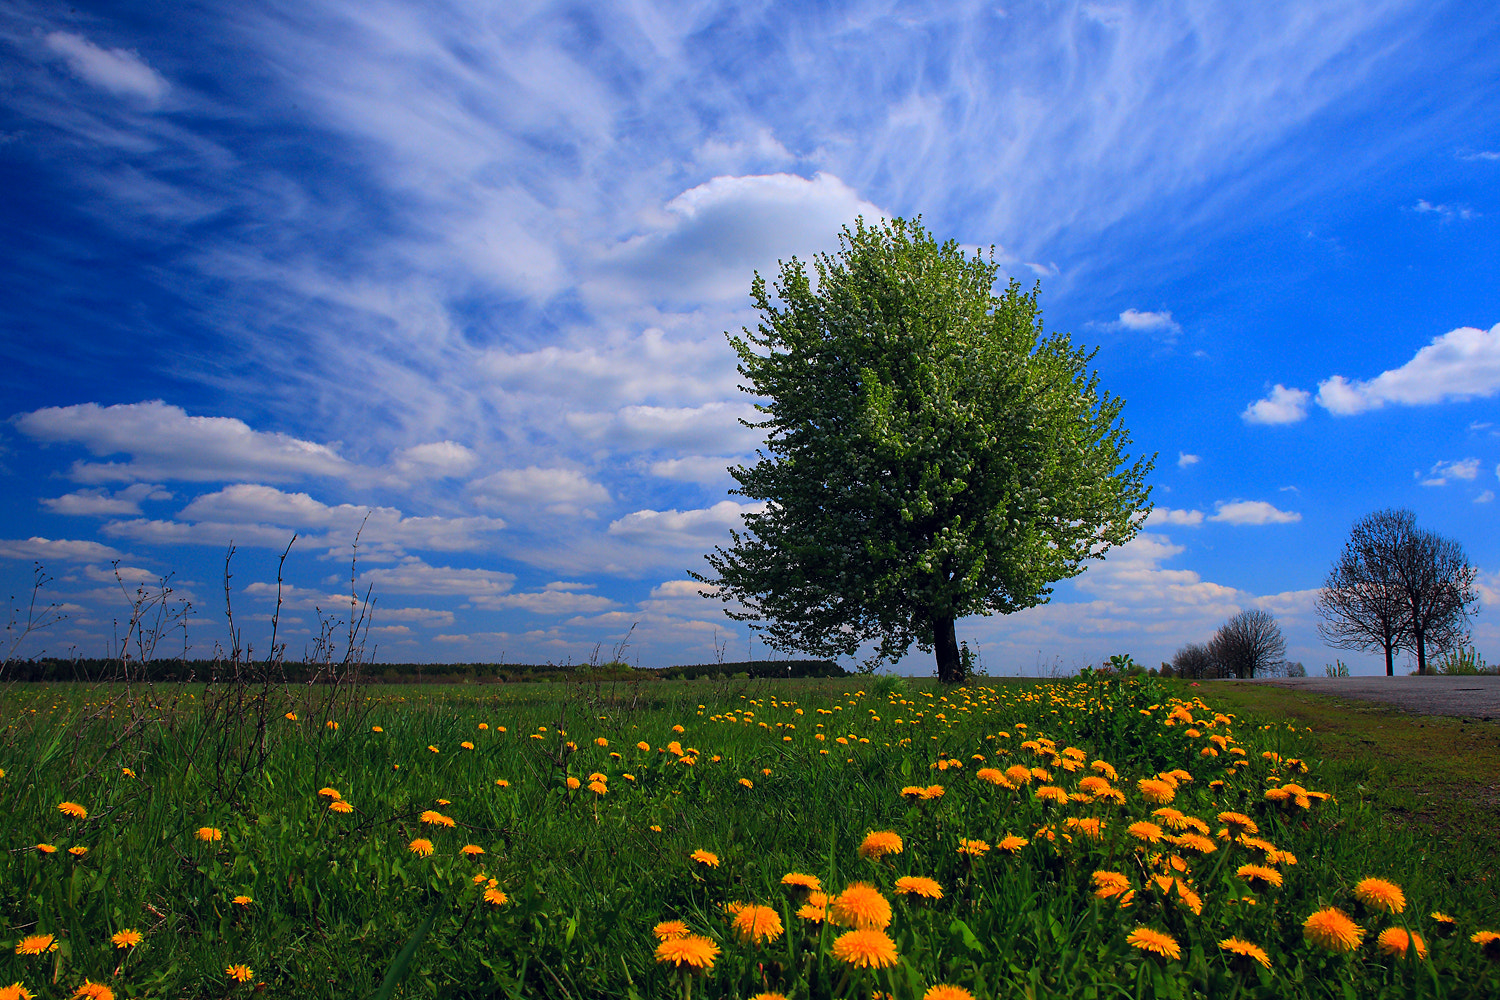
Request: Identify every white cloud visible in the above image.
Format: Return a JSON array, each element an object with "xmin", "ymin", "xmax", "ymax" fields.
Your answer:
[
  {"xmin": 44, "ymin": 32, "xmax": 170, "ymax": 105},
  {"xmin": 468, "ymin": 467, "xmax": 610, "ymax": 517},
  {"xmin": 0, "ymin": 537, "xmax": 124, "ymax": 562},
  {"xmin": 1208, "ymin": 500, "xmax": 1301, "ymax": 525},
  {"xmin": 566, "ymin": 402, "xmax": 763, "ymax": 454},
  {"xmin": 173, "ymin": 485, "xmax": 504, "ymax": 551},
  {"xmin": 648, "ymin": 455, "xmax": 740, "ymax": 485},
  {"xmin": 607, "ymin": 501, "xmax": 765, "ymax": 549},
  {"xmin": 1418, "ymin": 457, "xmax": 1481, "ymax": 487},
  {"xmin": 356, "ymin": 559, "xmax": 515, "ymax": 597},
  {"xmin": 1316, "ymin": 323, "xmax": 1500, "ymax": 415},
  {"xmin": 1476, "ymin": 490, "xmax": 1495, "ymax": 504},
  {"xmin": 592, "ymin": 172, "xmax": 884, "ymax": 303},
  {"xmin": 1145, "ymin": 508, "xmax": 1204, "ymax": 527},
  {"xmin": 13, "ymin": 401, "xmax": 355, "ymax": 483},
  {"xmin": 1412, "ymin": 199, "xmax": 1477, "ymax": 221},
  {"xmin": 1111, "ymin": 309, "xmax": 1182, "ymax": 335},
  {"xmin": 1176, "ymin": 453, "xmax": 1199, "ymax": 469},
  {"xmin": 1241, "ymin": 385, "xmax": 1311, "ymax": 425},
  {"xmin": 392, "ymin": 441, "xmax": 477, "ymax": 479},
  {"xmin": 101, "ymin": 517, "xmax": 298, "ymax": 549},
  {"xmin": 41, "ymin": 484, "xmax": 172, "ymax": 517},
  {"xmin": 468, "ymin": 590, "xmax": 619, "ymax": 614}
]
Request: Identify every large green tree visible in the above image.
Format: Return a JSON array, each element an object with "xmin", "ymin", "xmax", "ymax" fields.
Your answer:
[{"xmin": 691, "ymin": 217, "xmax": 1154, "ymax": 682}]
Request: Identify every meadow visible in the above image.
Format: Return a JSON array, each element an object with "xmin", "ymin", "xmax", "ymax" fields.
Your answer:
[{"xmin": 1, "ymin": 671, "xmax": 1497, "ymax": 1000}]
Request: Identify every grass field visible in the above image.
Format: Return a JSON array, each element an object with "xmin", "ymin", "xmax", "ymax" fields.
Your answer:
[{"xmin": 2, "ymin": 672, "xmax": 1497, "ymax": 999}]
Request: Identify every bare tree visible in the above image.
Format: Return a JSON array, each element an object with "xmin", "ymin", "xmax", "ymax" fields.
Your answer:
[
  {"xmin": 1210, "ymin": 609, "xmax": 1286, "ymax": 679},
  {"xmin": 1317, "ymin": 509, "xmax": 1412, "ymax": 677},
  {"xmin": 1317, "ymin": 508, "xmax": 1479, "ymax": 675},
  {"xmin": 1171, "ymin": 642, "xmax": 1219, "ymax": 679},
  {"xmin": 1390, "ymin": 525, "xmax": 1478, "ymax": 674}
]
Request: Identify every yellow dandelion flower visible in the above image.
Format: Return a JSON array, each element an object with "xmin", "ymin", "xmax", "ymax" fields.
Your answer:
[
  {"xmin": 120, "ymin": 767, "xmax": 135, "ymax": 778},
  {"xmin": 34, "ymin": 843, "xmax": 57, "ymax": 854},
  {"xmin": 1217, "ymin": 811, "xmax": 1258, "ymax": 835},
  {"xmin": 1127, "ymin": 821, "xmax": 1163, "ymax": 843},
  {"xmin": 858, "ymin": 830, "xmax": 904, "ymax": 859},
  {"xmin": 0, "ymin": 983, "xmax": 35, "ymax": 1000},
  {"xmin": 1303, "ymin": 908, "xmax": 1364, "ymax": 952},
  {"xmin": 690, "ymin": 849, "xmax": 720, "ymax": 868},
  {"xmin": 460, "ymin": 741, "xmax": 475, "ymax": 750},
  {"xmin": 796, "ymin": 902, "xmax": 827, "ymax": 922},
  {"xmin": 1353, "ymin": 877, "xmax": 1406, "ymax": 914},
  {"xmin": 654, "ymin": 935, "xmax": 720, "ymax": 970},
  {"xmin": 563, "ymin": 776, "xmax": 581, "ymax": 790},
  {"xmin": 195, "ymin": 827, "xmax": 223, "ymax": 842},
  {"xmin": 70, "ymin": 982, "xmax": 113, "ymax": 1000},
  {"xmin": 57, "ymin": 802, "xmax": 87, "ymax": 819},
  {"xmin": 1376, "ymin": 927, "xmax": 1427, "ymax": 960},
  {"xmin": 923, "ymin": 986, "xmax": 975, "ymax": 1000},
  {"xmin": 956, "ymin": 838, "xmax": 990, "ymax": 857},
  {"xmin": 460, "ymin": 844, "xmax": 485, "ymax": 856},
  {"xmin": 371, "ymin": 726, "xmax": 383, "ymax": 733},
  {"xmin": 110, "ymin": 929, "xmax": 143, "ymax": 949},
  {"xmin": 975, "ymin": 767, "xmax": 1006, "ymax": 785},
  {"xmin": 232, "ymin": 895, "xmax": 252, "ymax": 905},
  {"xmin": 1078, "ymin": 775, "xmax": 1112, "ymax": 797},
  {"xmin": 1236, "ymin": 864, "xmax": 1283, "ymax": 889},
  {"xmin": 830, "ymin": 882, "xmax": 892, "ymax": 930},
  {"xmin": 830, "ymin": 928, "xmax": 899, "ymax": 968},
  {"xmin": 494, "ymin": 778, "xmax": 510, "ymax": 788},
  {"xmin": 67, "ymin": 846, "xmax": 88, "ymax": 857},
  {"xmin": 893, "ymin": 876, "xmax": 943, "ymax": 900},
  {"xmin": 781, "ymin": 872, "xmax": 822, "ymax": 891},
  {"xmin": 1218, "ymin": 937, "xmax": 1271, "ymax": 969},
  {"xmin": 15, "ymin": 934, "xmax": 57, "ymax": 956},
  {"xmin": 750, "ymin": 994, "xmax": 789, "ymax": 1000},
  {"xmin": 317, "ymin": 787, "xmax": 341, "ymax": 800},
  {"xmin": 733, "ymin": 904, "xmax": 784, "ymax": 943},
  {"xmin": 1472, "ymin": 930, "xmax": 1500, "ymax": 961},
  {"xmin": 483, "ymin": 886, "xmax": 508, "ymax": 906},
  {"xmin": 408, "ymin": 838, "xmax": 434, "ymax": 857},
  {"xmin": 738, "ymin": 777, "xmax": 754, "ymax": 789},
  {"xmin": 1035, "ymin": 785, "xmax": 1069, "ymax": 805},
  {"xmin": 225, "ymin": 964, "xmax": 253, "ymax": 983},
  {"xmin": 323, "ymin": 800, "xmax": 352, "ymax": 814},
  {"xmin": 997, "ymin": 834, "xmax": 1029, "ymax": 853},
  {"xmin": 588, "ymin": 780, "xmax": 608, "ymax": 795},
  {"xmin": 284, "ymin": 712, "xmax": 297, "ymax": 721},
  {"xmin": 1137, "ymin": 778, "xmax": 1176, "ymax": 804},
  {"xmin": 1004, "ymin": 764, "xmax": 1033, "ymax": 786},
  {"xmin": 1092, "ymin": 871, "xmax": 1131, "ymax": 900},
  {"xmin": 1091, "ymin": 760, "xmax": 1118, "ymax": 780},
  {"xmin": 654, "ymin": 920, "xmax": 690, "ymax": 941},
  {"xmin": 1126, "ymin": 927, "xmax": 1181, "ymax": 960}
]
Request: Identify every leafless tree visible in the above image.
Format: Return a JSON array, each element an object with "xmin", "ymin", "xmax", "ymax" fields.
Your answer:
[
  {"xmin": 1317, "ymin": 508, "xmax": 1478, "ymax": 675},
  {"xmin": 1210, "ymin": 609, "xmax": 1286, "ymax": 679},
  {"xmin": 1171, "ymin": 642, "xmax": 1219, "ymax": 679},
  {"xmin": 1317, "ymin": 509, "xmax": 1412, "ymax": 676}
]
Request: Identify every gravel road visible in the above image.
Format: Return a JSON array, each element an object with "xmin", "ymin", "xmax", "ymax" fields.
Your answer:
[{"xmin": 1216, "ymin": 675, "xmax": 1500, "ymax": 722}]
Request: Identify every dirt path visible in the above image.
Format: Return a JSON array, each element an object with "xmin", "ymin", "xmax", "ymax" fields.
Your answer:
[{"xmin": 1217, "ymin": 675, "xmax": 1500, "ymax": 722}]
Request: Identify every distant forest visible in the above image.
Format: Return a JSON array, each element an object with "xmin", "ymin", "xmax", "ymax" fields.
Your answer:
[{"xmin": 1, "ymin": 657, "xmax": 849, "ymax": 684}]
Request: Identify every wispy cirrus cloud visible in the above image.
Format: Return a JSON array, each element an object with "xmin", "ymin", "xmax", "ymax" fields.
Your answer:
[{"xmin": 43, "ymin": 31, "xmax": 170, "ymax": 104}]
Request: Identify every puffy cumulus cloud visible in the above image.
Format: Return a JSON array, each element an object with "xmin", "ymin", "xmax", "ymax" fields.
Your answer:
[
  {"xmin": 12, "ymin": 401, "xmax": 355, "ymax": 484},
  {"xmin": 101, "ymin": 517, "xmax": 298, "ymax": 549},
  {"xmin": 1316, "ymin": 323, "xmax": 1500, "ymax": 415},
  {"xmin": 41, "ymin": 484, "xmax": 172, "ymax": 517},
  {"xmin": 0, "ymin": 536, "xmax": 124, "ymax": 562},
  {"xmin": 566, "ymin": 402, "xmax": 763, "ymax": 454},
  {"xmin": 468, "ymin": 590, "xmax": 619, "ymax": 615},
  {"xmin": 43, "ymin": 31, "xmax": 170, "ymax": 104},
  {"xmin": 647, "ymin": 455, "xmax": 741, "ymax": 486},
  {"xmin": 356, "ymin": 558, "xmax": 515, "ymax": 597},
  {"xmin": 1095, "ymin": 309, "xmax": 1182, "ymax": 336},
  {"xmin": 468, "ymin": 467, "xmax": 609, "ymax": 518},
  {"xmin": 1419, "ymin": 457, "xmax": 1482, "ymax": 487},
  {"xmin": 1176, "ymin": 453, "xmax": 1200, "ymax": 468},
  {"xmin": 392, "ymin": 441, "xmax": 477, "ymax": 479},
  {"xmin": 1208, "ymin": 500, "xmax": 1301, "ymax": 525},
  {"xmin": 1145, "ymin": 507, "xmax": 1204, "ymax": 527},
  {"xmin": 591, "ymin": 172, "xmax": 884, "ymax": 303},
  {"xmin": 607, "ymin": 501, "xmax": 765, "ymax": 550},
  {"xmin": 1477, "ymin": 490, "xmax": 1496, "ymax": 504},
  {"xmin": 173, "ymin": 485, "xmax": 504, "ymax": 551},
  {"xmin": 1241, "ymin": 384, "xmax": 1310, "ymax": 425}
]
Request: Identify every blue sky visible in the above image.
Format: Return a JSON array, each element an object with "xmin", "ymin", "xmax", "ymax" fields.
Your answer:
[{"xmin": 2, "ymin": 0, "xmax": 1497, "ymax": 675}]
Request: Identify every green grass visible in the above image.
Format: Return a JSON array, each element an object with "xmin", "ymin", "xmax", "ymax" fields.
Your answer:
[{"xmin": 1, "ymin": 674, "xmax": 1497, "ymax": 999}]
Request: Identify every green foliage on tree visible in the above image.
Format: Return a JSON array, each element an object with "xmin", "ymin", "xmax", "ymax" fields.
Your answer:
[{"xmin": 691, "ymin": 217, "xmax": 1154, "ymax": 682}]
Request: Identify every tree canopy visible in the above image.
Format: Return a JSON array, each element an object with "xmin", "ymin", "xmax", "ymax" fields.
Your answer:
[{"xmin": 692, "ymin": 217, "xmax": 1153, "ymax": 682}]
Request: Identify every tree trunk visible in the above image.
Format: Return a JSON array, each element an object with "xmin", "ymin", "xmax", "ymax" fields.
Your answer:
[
  {"xmin": 1384, "ymin": 641, "xmax": 1394, "ymax": 677},
  {"xmin": 1415, "ymin": 628, "xmax": 1427, "ymax": 675},
  {"xmin": 933, "ymin": 613, "xmax": 963, "ymax": 683}
]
